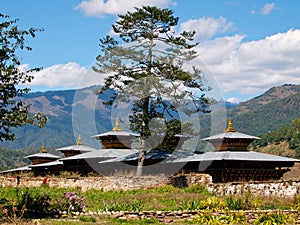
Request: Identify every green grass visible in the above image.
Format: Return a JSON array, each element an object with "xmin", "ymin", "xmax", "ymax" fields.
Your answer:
[
  {"xmin": 39, "ymin": 217, "xmax": 194, "ymax": 225},
  {"xmin": 0, "ymin": 184, "xmax": 296, "ymax": 212},
  {"xmin": 0, "ymin": 184, "xmax": 298, "ymax": 225}
]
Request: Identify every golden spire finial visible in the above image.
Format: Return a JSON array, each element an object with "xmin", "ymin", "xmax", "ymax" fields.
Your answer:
[
  {"xmin": 40, "ymin": 144, "xmax": 47, "ymax": 153},
  {"xmin": 225, "ymin": 119, "xmax": 236, "ymax": 133},
  {"xmin": 76, "ymin": 135, "xmax": 83, "ymax": 145},
  {"xmin": 112, "ymin": 117, "xmax": 122, "ymax": 131}
]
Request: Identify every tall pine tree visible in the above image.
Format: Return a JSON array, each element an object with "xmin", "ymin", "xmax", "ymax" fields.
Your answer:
[{"xmin": 93, "ymin": 6, "xmax": 211, "ymax": 175}]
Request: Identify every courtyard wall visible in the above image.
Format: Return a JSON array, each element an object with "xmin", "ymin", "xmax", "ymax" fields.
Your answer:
[{"xmin": 1, "ymin": 173, "xmax": 300, "ymax": 197}]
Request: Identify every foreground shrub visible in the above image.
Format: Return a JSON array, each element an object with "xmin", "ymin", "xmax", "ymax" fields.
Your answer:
[
  {"xmin": 225, "ymin": 196, "xmax": 245, "ymax": 210},
  {"xmin": 254, "ymin": 212, "xmax": 295, "ymax": 225},
  {"xmin": 198, "ymin": 197, "xmax": 226, "ymax": 211},
  {"xmin": 79, "ymin": 216, "xmax": 97, "ymax": 222},
  {"xmin": 183, "ymin": 185, "xmax": 215, "ymax": 196},
  {"xmin": 100, "ymin": 199, "xmax": 144, "ymax": 212},
  {"xmin": 0, "ymin": 188, "xmax": 54, "ymax": 223},
  {"xmin": 194, "ymin": 211, "xmax": 247, "ymax": 224},
  {"xmin": 57, "ymin": 192, "xmax": 86, "ymax": 214}
]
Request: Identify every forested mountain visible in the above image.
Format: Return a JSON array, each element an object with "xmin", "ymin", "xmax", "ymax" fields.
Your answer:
[
  {"xmin": 1, "ymin": 84, "xmax": 300, "ymax": 169},
  {"xmin": 252, "ymin": 118, "xmax": 300, "ymax": 158},
  {"xmin": 228, "ymin": 84, "xmax": 300, "ymax": 135},
  {"xmin": 0, "ymin": 86, "xmax": 114, "ymax": 151},
  {"xmin": 0, "ymin": 148, "xmax": 30, "ymax": 171},
  {"xmin": 1, "ymin": 84, "xmax": 300, "ymax": 151}
]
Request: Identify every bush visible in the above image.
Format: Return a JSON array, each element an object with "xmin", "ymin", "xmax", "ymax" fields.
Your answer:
[
  {"xmin": 100, "ymin": 199, "xmax": 144, "ymax": 212},
  {"xmin": 0, "ymin": 188, "xmax": 54, "ymax": 223},
  {"xmin": 225, "ymin": 196, "xmax": 245, "ymax": 210},
  {"xmin": 254, "ymin": 212, "xmax": 295, "ymax": 225},
  {"xmin": 183, "ymin": 185, "xmax": 214, "ymax": 196},
  {"xmin": 79, "ymin": 216, "xmax": 97, "ymax": 222},
  {"xmin": 198, "ymin": 197, "xmax": 226, "ymax": 211},
  {"xmin": 58, "ymin": 192, "xmax": 86, "ymax": 214},
  {"xmin": 194, "ymin": 211, "xmax": 247, "ymax": 224},
  {"xmin": 181, "ymin": 200, "xmax": 201, "ymax": 211}
]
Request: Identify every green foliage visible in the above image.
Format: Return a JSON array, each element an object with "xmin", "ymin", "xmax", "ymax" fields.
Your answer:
[
  {"xmin": 293, "ymin": 195, "xmax": 300, "ymax": 210},
  {"xmin": 100, "ymin": 199, "xmax": 144, "ymax": 212},
  {"xmin": 252, "ymin": 118, "xmax": 300, "ymax": 158},
  {"xmin": 225, "ymin": 196, "xmax": 245, "ymax": 210},
  {"xmin": 93, "ymin": 6, "xmax": 211, "ymax": 174},
  {"xmin": 254, "ymin": 212, "xmax": 295, "ymax": 225},
  {"xmin": 154, "ymin": 185, "xmax": 178, "ymax": 193},
  {"xmin": 198, "ymin": 197, "xmax": 227, "ymax": 212},
  {"xmin": 181, "ymin": 199, "xmax": 201, "ymax": 211},
  {"xmin": 79, "ymin": 216, "xmax": 97, "ymax": 223},
  {"xmin": 0, "ymin": 147, "xmax": 29, "ymax": 171},
  {"xmin": 17, "ymin": 188, "xmax": 51, "ymax": 213},
  {"xmin": 0, "ymin": 187, "xmax": 54, "ymax": 223},
  {"xmin": 227, "ymin": 85, "xmax": 300, "ymax": 136},
  {"xmin": 56, "ymin": 192, "xmax": 86, "ymax": 214},
  {"xmin": 194, "ymin": 211, "xmax": 247, "ymax": 225},
  {"xmin": 181, "ymin": 196, "xmax": 227, "ymax": 211},
  {"xmin": 183, "ymin": 184, "xmax": 215, "ymax": 196},
  {"xmin": 111, "ymin": 218, "xmax": 160, "ymax": 224},
  {"xmin": 0, "ymin": 13, "xmax": 47, "ymax": 141},
  {"xmin": 194, "ymin": 212, "xmax": 223, "ymax": 225}
]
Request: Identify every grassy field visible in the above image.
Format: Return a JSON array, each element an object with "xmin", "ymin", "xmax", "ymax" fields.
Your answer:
[{"xmin": 0, "ymin": 184, "xmax": 299, "ymax": 224}]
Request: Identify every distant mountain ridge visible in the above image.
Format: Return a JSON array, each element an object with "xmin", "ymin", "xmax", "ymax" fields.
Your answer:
[
  {"xmin": 1, "ymin": 84, "xmax": 300, "ymax": 151},
  {"xmin": 0, "ymin": 86, "xmax": 114, "ymax": 151},
  {"xmin": 228, "ymin": 84, "xmax": 300, "ymax": 135},
  {"xmin": 231, "ymin": 84, "xmax": 300, "ymax": 114}
]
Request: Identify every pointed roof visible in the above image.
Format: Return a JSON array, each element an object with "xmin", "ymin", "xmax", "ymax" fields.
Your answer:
[
  {"xmin": 202, "ymin": 119, "xmax": 260, "ymax": 141},
  {"xmin": 92, "ymin": 118, "xmax": 140, "ymax": 138},
  {"xmin": 172, "ymin": 151, "xmax": 300, "ymax": 163},
  {"xmin": 29, "ymin": 160, "xmax": 63, "ymax": 168},
  {"xmin": 25, "ymin": 145, "xmax": 60, "ymax": 159},
  {"xmin": 60, "ymin": 149, "xmax": 138, "ymax": 161},
  {"xmin": 0, "ymin": 165, "xmax": 31, "ymax": 174},
  {"xmin": 98, "ymin": 149, "xmax": 194, "ymax": 164},
  {"xmin": 55, "ymin": 135, "xmax": 97, "ymax": 153}
]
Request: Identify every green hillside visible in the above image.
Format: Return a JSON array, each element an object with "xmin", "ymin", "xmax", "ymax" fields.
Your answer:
[
  {"xmin": 1, "ymin": 84, "xmax": 300, "ymax": 150},
  {"xmin": 229, "ymin": 84, "xmax": 300, "ymax": 135},
  {"xmin": 252, "ymin": 118, "xmax": 300, "ymax": 158},
  {"xmin": 0, "ymin": 148, "xmax": 30, "ymax": 171}
]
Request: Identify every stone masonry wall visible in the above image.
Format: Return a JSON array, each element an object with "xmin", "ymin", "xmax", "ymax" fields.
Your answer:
[{"xmin": 1, "ymin": 173, "xmax": 300, "ymax": 197}]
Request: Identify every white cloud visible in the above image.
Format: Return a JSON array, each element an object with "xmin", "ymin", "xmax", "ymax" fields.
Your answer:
[
  {"xmin": 180, "ymin": 17, "xmax": 235, "ymax": 41},
  {"xmin": 20, "ymin": 13, "xmax": 300, "ymax": 103},
  {"xmin": 259, "ymin": 3, "xmax": 275, "ymax": 15},
  {"xmin": 23, "ymin": 62, "xmax": 104, "ymax": 90},
  {"xmin": 196, "ymin": 29, "xmax": 300, "ymax": 97},
  {"xmin": 227, "ymin": 97, "xmax": 240, "ymax": 104},
  {"xmin": 75, "ymin": 0, "xmax": 176, "ymax": 17}
]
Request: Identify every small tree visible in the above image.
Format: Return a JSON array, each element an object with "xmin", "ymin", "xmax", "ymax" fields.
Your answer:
[
  {"xmin": 0, "ymin": 14, "xmax": 47, "ymax": 141},
  {"xmin": 93, "ymin": 6, "xmax": 211, "ymax": 175}
]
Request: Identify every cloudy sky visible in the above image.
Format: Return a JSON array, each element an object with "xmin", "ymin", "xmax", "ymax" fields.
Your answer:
[{"xmin": 2, "ymin": 0, "xmax": 300, "ymax": 103}]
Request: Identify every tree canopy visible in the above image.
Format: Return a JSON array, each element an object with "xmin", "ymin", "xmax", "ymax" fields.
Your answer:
[
  {"xmin": 0, "ymin": 14, "xmax": 47, "ymax": 141},
  {"xmin": 93, "ymin": 6, "xmax": 212, "ymax": 174}
]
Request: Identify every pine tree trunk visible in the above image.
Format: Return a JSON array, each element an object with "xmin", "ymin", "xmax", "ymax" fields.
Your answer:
[{"xmin": 136, "ymin": 139, "xmax": 145, "ymax": 176}]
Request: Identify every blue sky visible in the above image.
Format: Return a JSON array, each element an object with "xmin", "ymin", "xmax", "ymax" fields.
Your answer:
[{"xmin": 2, "ymin": 0, "xmax": 300, "ymax": 103}]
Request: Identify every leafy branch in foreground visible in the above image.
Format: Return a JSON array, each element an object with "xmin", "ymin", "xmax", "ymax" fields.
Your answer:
[{"xmin": 0, "ymin": 13, "xmax": 47, "ymax": 141}]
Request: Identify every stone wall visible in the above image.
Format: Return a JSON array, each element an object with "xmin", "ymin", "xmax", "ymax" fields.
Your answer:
[
  {"xmin": 209, "ymin": 181, "xmax": 300, "ymax": 198},
  {"xmin": 1, "ymin": 174, "xmax": 300, "ymax": 197},
  {"xmin": 0, "ymin": 175, "xmax": 168, "ymax": 192},
  {"xmin": 94, "ymin": 210, "xmax": 299, "ymax": 224}
]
